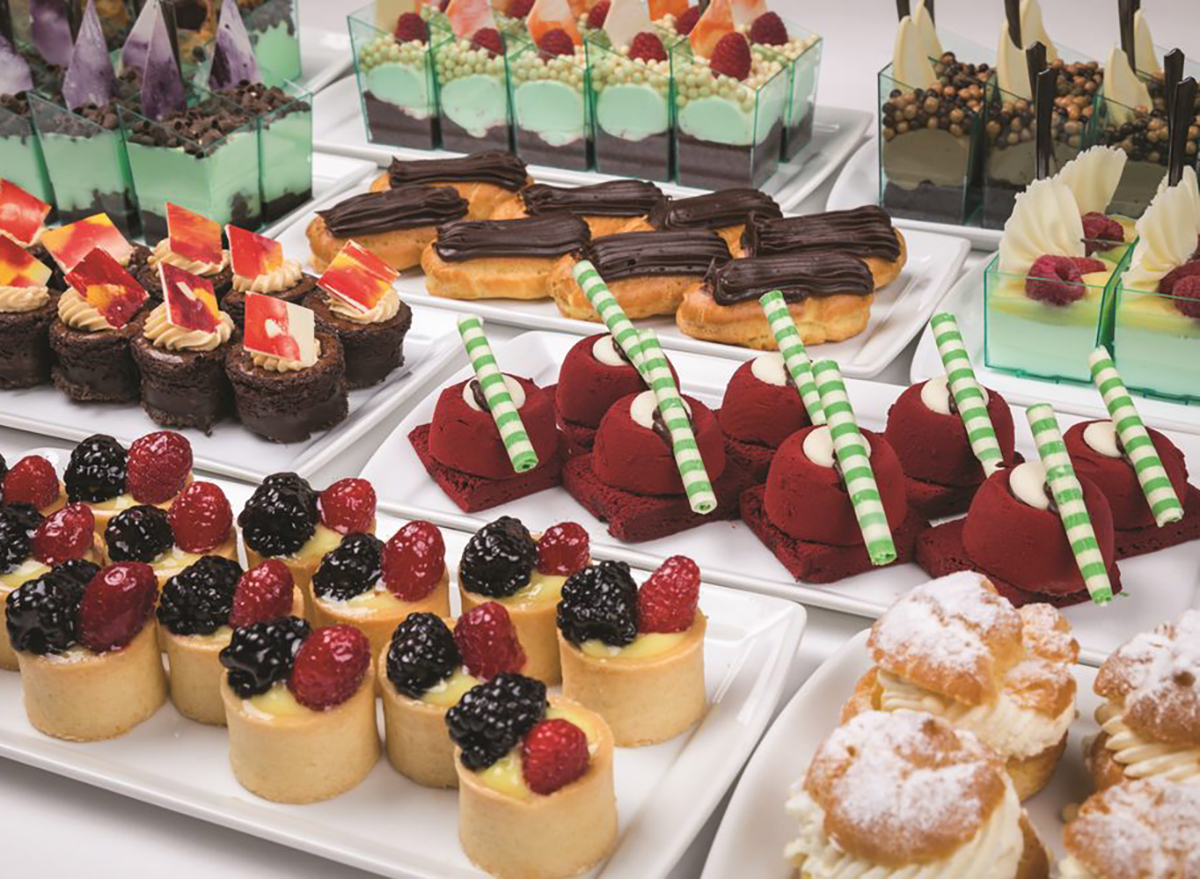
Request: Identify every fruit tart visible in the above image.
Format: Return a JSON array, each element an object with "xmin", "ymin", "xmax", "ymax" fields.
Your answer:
[
  {"xmin": 716, "ymin": 353, "xmax": 812, "ymax": 481},
  {"xmin": 3, "ymin": 453, "xmax": 68, "ymax": 514}
]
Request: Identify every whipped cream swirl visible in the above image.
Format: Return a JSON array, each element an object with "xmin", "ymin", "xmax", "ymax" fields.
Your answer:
[
  {"xmin": 0, "ymin": 285, "xmax": 50, "ymax": 313},
  {"xmin": 58, "ymin": 288, "xmax": 115, "ymax": 331},
  {"xmin": 327, "ymin": 287, "xmax": 401, "ymax": 324},
  {"xmin": 142, "ymin": 303, "xmax": 233, "ymax": 352},
  {"xmin": 1096, "ymin": 700, "xmax": 1200, "ymax": 782},
  {"xmin": 251, "ymin": 339, "xmax": 322, "ymax": 373},
  {"xmin": 149, "ymin": 239, "xmax": 229, "ymax": 276},
  {"xmin": 232, "ymin": 258, "xmax": 303, "ymax": 294}
]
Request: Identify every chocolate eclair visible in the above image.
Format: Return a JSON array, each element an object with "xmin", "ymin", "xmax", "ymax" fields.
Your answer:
[
  {"xmin": 649, "ymin": 189, "xmax": 782, "ymax": 250},
  {"xmin": 369, "ymin": 150, "xmax": 532, "ymax": 220},
  {"xmin": 676, "ymin": 252, "xmax": 877, "ymax": 350},
  {"xmin": 495, "ymin": 180, "xmax": 665, "ymax": 237},
  {"xmin": 549, "ymin": 230, "xmax": 732, "ymax": 321},
  {"xmin": 306, "ymin": 185, "xmax": 469, "ymax": 273}
]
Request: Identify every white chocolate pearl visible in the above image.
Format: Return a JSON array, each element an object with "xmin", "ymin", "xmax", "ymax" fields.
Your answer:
[
  {"xmin": 1010, "ymin": 461, "xmax": 1052, "ymax": 510},
  {"xmin": 750, "ymin": 352, "xmax": 788, "ymax": 387},
  {"xmin": 1083, "ymin": 421, "xmax": 1122, "ymax": 458},
  {"xmin": 630, "ymin": 389, "xmax": 690, "ymax": 430},
  {"xmin": 591, "ymin": 334, "xmax": 626, "ymax": 367},
  {"xmin": 920, "ymin": 375, "xmax": 988, "ymax": 416},
  {"xmin": 463, "ymin": 374, "xmax": 526, "ymax": 411},
  {"xmin": 802, "ymin": 425, "xmax": 872, "ymax": 469}
]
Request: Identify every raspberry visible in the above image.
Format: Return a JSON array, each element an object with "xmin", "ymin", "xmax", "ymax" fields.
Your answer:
[
  {"xmin": 126, "ymin": 431, "xmax": 192, "ymax": 504},
  {"xmin": 459, "ymin": 516, "xmax": 537, "ymax": 598},
  {"xmin": 64, "ymin": 435, "xmax": 126, "ymax": 504},
  {"xmin": 238, "ymin": 473, "xmax": 319, "ymax": 557},
  {"xmin": 312, "ymin": 533, "xmax": 383, "ymax": 601},
  {"xmin": 710, "ymin": 32, "xmax": 751, "ymax": 80},
  {"xmin": 157, "ymin": 556, "xmax": 242, "ymax": 636},
  {"xmin": 521, "ymin": 718, "xmax": 589, "ymax": 795},
  {"xmin": 0, "ymin": 452, "xmax": 7, "ymax": 502},
  {"xmin": 229, "ymin": 560, "xmax": 295, "ymax": 629},
  {"xmin": 455, "ymin": 600, "xmax": 526, "ymax": 680},
  {"xmin": 221, "ymin": 616, "xmax": 310, "ymax": 697},
  {"xmin": 557, "ymin": 560, "xmax": 639, "ymax": 646},
  {"xmin": 537, "ymin": 27, "xmax": 574, "ymax": 57},
  {"xmin": 472, "ymin": 27, "xmax": 504, "ymax": 58},
  {"xmin": 0, "ymin": 504, "xmax": 41, "ymax": 573},
  {"xmin": 536, "ymin": 522, "xmax": 589, "ymax": 575},
  {"xmin": 674, "ymin": 5, "xmax": 700, "ymax": 35},
  {"xmin": 3, "ymin": 455, "xmax": 59, "ymax": 510},
  {"xmin": 628, "ymin": 31, "xmax": 667, "ymax": 64},
  {"xmin": 77, "ymin": 562, "xmax": 158, "ymax": 653},
  {"xmin": 446, "ymin": 672, "xmax": 547, "ymax": 770},
  {"xmin": 5, "ymin": 568, "xmax": 86, "ymax": 655},
  {"xmin": 508, "ymin": 0, "xmax": 534, "ymax": 17},
  {"xmin": 382, "ymin": 520, "xmax": 446, "ymax": 601},
  {"xmin": 749, "ymin": 11, "xmax": 788, "ymax": 46},
  {"xmin": 1025, "ymin": 254, "xmax": 1087, "ymax": 306},
  {"xmin": 386, "ymin": 613, "xmax": 461, "ymax": 698},
  {"xmin": 1070, "ymin": 257, "xmax": 1107, "ymax": 275},
  {"xmin": 318, "ymin": 478, "xmax": 376, "ymax": 535},
  {"xmin": 1159, "ymin": 259, "xmax": 1200, "ymax": 295},
  {"xmin": 638, "ymin": 555, "xmax": 700, "ymax": 633},
  {"xmin": 1081, "ymin": 211, "xmax": 1124, "ymax": 254},
  {"xmin": 585, "ymin": 0, "xmax": 609, "ymax": 28},
  {"xmin": 393, "ymin": 11, "xmax": 426, "ymax": 44},
  {"xmin": 288, "ymin": 624, "xmax": 371, "ymax": 710},
  {"xmin": 31, "ymin": 503, "xmax": 95, "ymax": 566},
  {"xmin": 1170, "ymin": 275, "xmax": 1200, "ymax": 319},
  {"xmin": 169, "ymin": 482, "xmax": 232, "ymax": 553},
  {"xmin": 105, "ymin": 505, "xmax": 174, "ymax": 563}
]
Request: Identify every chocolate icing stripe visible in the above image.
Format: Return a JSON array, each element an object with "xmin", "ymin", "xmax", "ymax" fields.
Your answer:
[
  {"xmin": 318, "ymin": 185, "xmax": 468, "ymax": 237},
  {"xmin": 744, "ymin": 206, "xmax": 902, "ymax": 260},
  {"xmin": 521, "ymin": 180, "xmax": 664, "ymax": 218},
  {"xmin": 434, "ymin": 215, "xmax": 591, "ymax": 261},
  {"xmin": 387, "ymin": 149, "xmax": 528, "ymax": 191},
  {"xmin": 649, "ymin": 188, "xmax": 782, "ymax": 230},
  {"xmin": 707, "ymin": 253, "xmax": 875, "ymax": 305},
  {"xmin": 585, "ymin": 230, "xmax": 732, "ymax": 281}
]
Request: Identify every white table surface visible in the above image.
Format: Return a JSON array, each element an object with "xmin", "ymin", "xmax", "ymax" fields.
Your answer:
[{"xmin": 5, "ymin": 2, "xmax": 1199, "ymax": 877}]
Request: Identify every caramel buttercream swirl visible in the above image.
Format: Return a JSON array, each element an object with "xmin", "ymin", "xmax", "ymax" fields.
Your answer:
[
  {"xmin": 251, "ymin": 339, "xmax": 322, "ymax": 373},
  {"xmin": 327, "ymin": 287, "xmax": 401, "ymax": 324},
  {"xmin": 142, "ymin": 303, "xmax": 233, "ymax": 352},
  {"xmin": 1096, "ymin": 699, "xmax": 1200, "ymax": 782},
  {"xmin": 0, "ymin": 285, "xmax": 50, "ymax": 313},
  {"xmin": 58, "ymin": 288, "xmax": 115, "ymax": 331},
  {"xmin": 232, "ymin": 257, "xmax": 304, "ymax": 294},
  {"xmin": 707, "ymin": 252, "xmax": 875, "ymax": 306},
  {"xmin": 148, "ymin": 238, "xmax": 230, "ymax": 276}
]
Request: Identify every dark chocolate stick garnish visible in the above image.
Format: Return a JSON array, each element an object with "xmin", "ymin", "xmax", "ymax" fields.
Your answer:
[
  {"xmin": 1034, "ymin": 67, "xmax": 1057, "ymax": 180},
  {"xmin": 1165, "ymin": 49, "xmax": 1184, "ymax": 120},
  {"xmin": 1026, "ymin": 41, "xmax": 1048, "ymax": 101},
  {"xmin": 1005, "ymin": 0, "xmax": 1021, "ymax": 47},
  {"xmin": 895, "ymin": 0, "xmax": 911, "ymax": 22},
  {"xmin": 1167, "ymin": 77, "xmax": 1198, "ymax": 187},
  {"xmin": 1119, "ymin": 0, "xmax": 1137, "ymax": 72}
]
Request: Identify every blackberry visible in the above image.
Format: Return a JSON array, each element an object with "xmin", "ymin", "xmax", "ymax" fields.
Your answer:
[
  {"xmin": 386, "ymin": 613, "xmax": 460, "ymax": 698},
  {"xmin": 105, "ymin": 505, "xmax": 174, "ymax": 563},
  {"xmin": 312, "ymin": 533, "xmax": 383, "ymax": 601},
  {"xmin": 219, "ymin": 616, "xmax": 311, "ymax": 697},
  {"xmin": 0, "ymin": 504, "xmax": 42, "ymax": 574},
  {"xmin": 5, "ymin": 569, "xmax": 86, "ymax": 655},
  {"xmin": 54, "ymin": 559, "xmax": 101, "ymax": 586},
  {"xmin": 556, "ymin": 560, "xmax": 639, "ymax": 647},
  {"xmin": 446, "ymin": 672, "xmax": 547, "ymax": 770},
  {"xmin": 237, "ymin": 472, "xmax": 319, "ymax": 557},
  {"xmin": 65, "ymin": 434, "xmax": 127, "ymax": 503},
  {"xmin": 459, "ymin": 516, "xmax": 537, "ymax": 598},
  {"xmin": 158, "ymin": 556, "xmax": 244, "ymax": 636}
]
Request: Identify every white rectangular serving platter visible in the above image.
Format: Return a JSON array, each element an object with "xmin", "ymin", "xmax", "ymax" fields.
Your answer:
[
  {"xmin": 910, "ymin": 263, "xmax": 1200, "ymax": 437},
  {"xmin": 0, "ymin": 453, "xmax": 808, "ymax": 879},
  {"xmin": 702, "ymin": 630, "xmax": 1101, "ymax": 877},
  {"xmin": 361, "ymin": 330, "xmax": 1200, "ymax": 666},
  {"xmin": 827, "ymin": 137, "xmax": 1004, "ymax": 251},
  {"xmin": 311, "ymin": 75, "xmax": 871, "ymax": 211},
  {"xmin": 0, "ymin": 304, "xmax": 465, "ymax": 484},
  {"xmin": 274, "ymin": 179, "xmax": 969, "ymax": 378}
]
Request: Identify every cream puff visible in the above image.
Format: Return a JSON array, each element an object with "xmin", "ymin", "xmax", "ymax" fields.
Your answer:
[
  {"xmin": 492, "ymin": 179, "xmax": 663, "ymax": 237},
  {"xmin": 648, "ymin": 188, "xmax": 782, "ymax": 251},
  {"xmin": 370, "ymin": 150, "xmax": 532, "ymax": 220}
]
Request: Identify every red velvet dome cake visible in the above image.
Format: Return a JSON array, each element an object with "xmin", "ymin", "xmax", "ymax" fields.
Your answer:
[{"xmin": 717, "ymin": 354, "xmax": 811, "ymax": 481}]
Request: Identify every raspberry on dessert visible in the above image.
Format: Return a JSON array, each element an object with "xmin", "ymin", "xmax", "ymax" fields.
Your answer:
[
  {"xmin": 318, "ymin": 478, "xmax": 377, "ymax": 535},
  {"xmin": 126, "ymin": 431, "xmax": 192, "ymax": 504},
  {"xmin": 169, "ymin": 481, "xmax": 233, "ymax": 553},
  {"xmin": 1170, "ymin": 275, "xmax": 1200, "ymax": 319},
  {"xmin": 3, "ymin": 455, "xmax": 60, "ymax": 510},
  {"xmin": 628, "ymin": 31, "xmax": 667, "ymax": 64},
  {"xmin": 455, "ymin": 600, "xmax": 526, "ymax": 680},
  {"xmin": 386, "ymin": 612, "xmax": 461, "ymax": 698},
  {"xmin": 536, "ymin": 521, "xmax": 590, "ymax": 576},
  {"xmin": 557, "ymin": 560, "xmax": 639, "ymax": 646},
  {"xmin": 1081, "ymin": 211, "xmax": 1124, "ymax": 254},
  {"xmin": 238, "ymin": 472, "xmax": 320, "ymax": 557},
  {"xmin": 710, "ymin": 32, "xmax": 751, "ymax": 81},
  {"xmin": 459, "ymin": 517, "xmax": 538, "ymax": 598},
  {"xmin": 585, "ymin": 0, "xmax": 609, "ymax": 28},
  {"xmin": 393, "ymin": 11, "xmax": 426, "ymax": 44},
  {"xmin": 446, "ymin": 672, "xmax": 548, "ymax": 770},
  {"xmin": 521, "ymin": 718, "xmax": 589, "ymax": 795},
  {"xmin": 5, "ymin": 568, "xmax": 87, "ymax": 654},
  {"xmin": 638, "ymin": 555, "xmax": 700, "ymax": 633},
  {"xmin": 31, "ymin": 503, "xmax": 95, "ymax": 566},
  {"xmin": 1025, "ymin": 254, "xmax": 1088, "ymax": 306},
  {"xmin": 288, "ymin": 624, "xmax": 372, "ymax": 711},
  {"xmin": 537, "ymin": 27, "xmax": 574, "ymax": 58},
  {"xmin": 220, "ymin": 616, "xmax": 311, "ymax": 697},
  {"xmin": 157, "ymin": 556, "xmax": 243, "ymax": 636},
  {"xmin": 675, "ymin": 5, "xmax": 700, "ymax": 35},
  {"xmin": 312, "ymin": 533, "xmax": 384, "ymax": 601},
  {"xmin": 0, "ymin": 504, "xmax": 42, "ymax": 573},
  {"xmin": 1158, "ymin": 259, "xmax": 1200, "ymax": 296},
  {"xmin": 508, "ymin": 0, "xmax": 534, "ymax": 17},
  {"xmin": 749, "ymin": 11, "xmax": 788, "ymax": 46},
  {"xmin": 0, "ymin": 452, "xmax": 7, "ymax": 503},
  {"xmin": 229, "ymin": 560, "xmax": 295, "ymax": 629},
  {"xmin": 104, "ymin": 505, "xmax": 174, "ymax": 563},
  {"xmin": 472, "ymin": 26, "xmax": 504, "ymax": 58},
  {"xmin": 78, "ymin": 562, "xmax": 158, "ymax": 653},
  {"xmin": 1070, "ymin": 257, "xmax": 1107, "ymax": 274},
  {"xmin": 382, "ymin": 520, "xmax": 446, "ymax": 601},
  {"xmin": 64, "ymin": 435, "xmax": 127, "ymax": 504}
]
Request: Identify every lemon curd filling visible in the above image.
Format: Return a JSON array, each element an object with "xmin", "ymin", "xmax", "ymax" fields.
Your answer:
[
  {"xmin": 495, "ymin": 571, "xmax": 568, "ymax": 607},
  {"xmin": 289, "ymin": 524, "xmax": 347, "ymax": 564},
  {"xmin": 245, "ymin": 681, "xmax": 310, "ymax": 718},
  {"xmin": 321, "ymin": 581, "xmax": 408, "ymax": 614},
  {"xmin": 153, "ymin": 544, "xmax": 232, "ymax": 582},
  {"xmin": 476, "ymin": 703, "xmax": 598, "ymax": 800},
  {"xmin": 420, "ymin": 668, "xmax": 480, "ymax": 707},
  {"xmin": 579, "ymin": 631, "xmax": 687, "ymax": 660},
  {"xmin": 0, "ymin": 558, "xmax": 51, "ymax": 592},
  {"xmin": 184, "ymin": 625, "xmax": 232, "ymax": 646}
]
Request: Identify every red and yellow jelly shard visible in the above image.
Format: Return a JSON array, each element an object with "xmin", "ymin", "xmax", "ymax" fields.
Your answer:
[
  {"xmin": 226, "ymin": 224, "xmax": 284, "ymax": 279},
  {"xmin": 41, "ymin": 214, "xmax": 134, "ymax": 272},
  {"xmin": 0, "ymin": 236, "xmax": 52, "ymax": 288},
  {"xmin": 160, "ymin": 262, "xmax": 220, "ymax": 334},
  {"xmin": 445, "ymin": 0, "xmax": 497, "ymax": 39},
  {"xmin": 0, "ymin": 179, "xmax": 52, "ymax": 247},
  {"xmin": 66, "ymin": 248, "xmax": 148, "ymax": 329},
  {"xmin": 526, "ymin": 0, "xmax": 581, "ymax": 45},
  {"xmin": 647, "ymin": 0, "xmax": 688, "ymax": 20},
  {"xmin": 318, "ymin": 240, "xmax": 397, "ymax": 314},
  {"xmin": 244, "ymin": 293, "xmax": 317, "ymax": 367},
  {"xmin": 167, "ymin": 203, "xmax": 224, "ymax": 266},
  {"xmin": 689, "ymin": 0, "xmax": 735, "ymax": 57}
]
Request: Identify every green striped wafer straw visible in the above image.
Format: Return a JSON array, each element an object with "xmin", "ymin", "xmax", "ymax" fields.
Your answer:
[
  {"xmin": 1088, "ymin": 347, "xmax": 1184, "ymax": 527},
  {"xmin": 930, "ymin": 312, "xmax": 1004, "ymax": 477},
  {"xmin": 573, "ymin": 260, "xmax": 648, "ymax": 374},
  {"xmin": 812, "ymin": 360, "xmax": 897, "ymax": 565},
  {"xmin": 757, "ymin": 290, "xmax": 826, "ymax": 425},
  {"xmin": 456, "ymin": 315, "xmax": 539, "ymax": 473},
  {"xmin": 1026, "ymin": 403, "xmax": 1114, "ymax": 605}
]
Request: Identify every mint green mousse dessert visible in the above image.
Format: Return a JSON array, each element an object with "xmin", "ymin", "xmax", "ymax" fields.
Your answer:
[
  {"xmin": 0, "ymin": 98, "xmax": 55, "ymax": 208},
  {"xmin": 508, "ymin": 38, "xmax": 590, "ymax": 170},
  {"xmin": 586, "ymin": 35, "xmax": 674, "ymax": 181},
  {"xmin": 350, "ymin": 7, "xmax": 438, "ymax": 150},
  {"xmin": 240, "ymin": 0, "xmax": 303, "ymax": 87},
  {"xmin": 432, "ymin": 28, "xmax": 512, "ymax": 153}
]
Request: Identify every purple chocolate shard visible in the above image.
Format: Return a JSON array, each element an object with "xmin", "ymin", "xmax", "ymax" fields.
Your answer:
[
  {"xmin": 121, "ymin": 0, "xmax": 160, "ymax": 75},
  {"xmin": 140, "ymin": 4, "xmax": 186, "ymax": 121},
  {"xmin": 30, "ymin": 0, "xmax": 74, "ymax": 67},
  {"xmin": 209, "ymin": 0, "xmax": 260, "ymax": 90},
  {"xmin": 63, "ymin": 0, "xmax": 117, "ymax": 110},
  {"xmin": 0, "ymin": 35, "xmax": 34, "ymax": 96}
]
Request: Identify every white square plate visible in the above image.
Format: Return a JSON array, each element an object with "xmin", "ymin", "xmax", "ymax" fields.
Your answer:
[
  {"xmin": 299, "ymin": 27, "xmax": 354, "ymax": 94},
  {"xmin": 360, "ymin": 330, "xmax": 1200, "ymax": 665}
]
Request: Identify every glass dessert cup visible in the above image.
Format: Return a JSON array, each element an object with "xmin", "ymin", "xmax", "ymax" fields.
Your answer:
[
  {"xmin": 772, "ymin": 20, "xmax": 823, "ymax": 161},
  {"xmin": 1094, "ymin": 95, "xmax": 1196, "ymax": 219},
  {"xmin": 1112, "ymin": 281, "xmax": 1200, "ymax": 403},
  {"xmin": 507, "ymin": 36, "xmax": 592, "ymax": 172},
  {"xmin": 241, "ymin": 0, "xmax": 303, "ymax": 86},
  {"xmin": 431, "ymin": 22, "xmax": 513, "ymax": 154},
  {"xmin": 672, "ymin": 40, "xmax": 789, "ymax": 189},
  {"xmin": 251, "ymin": 75, "xmax": 313, "ymax": 224},
  {"xmin": 349, "ymin": 3, "xmax": 439, "ymax": 150},
  {"xmin": 0, "ymin": 97, "xmax": 56, "ymax": 212}
]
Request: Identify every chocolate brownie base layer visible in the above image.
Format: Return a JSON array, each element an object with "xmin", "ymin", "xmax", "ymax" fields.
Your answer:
[
  {"xmin": 48, "ymin": 319, "xmax": 143, "ymax": 403},
  {"xmin": 781, "ymin": 111, "xmax": 816, "ymax": 160},
  {"xmin": 882, "ymin": 180, "xmax": 969, "ymax": 225},
  {"xmin": 0, "ymin": 298, "xmax": 59, "ymax": 389},
  {"xmin": 676, "ymin": 123, "xmax": 784, "ymax": 190},
  {"xmin": 723, "ymin": 435, "xmax": 776, "ymax": 485},
  {"xmin": 134, "ymin": 260, "xmax": 234, "ymax": 302},
  {"xmin": 1114, "ymin": 484, "xmax": 1200, "ymax": 559},
  {"xmin": 363, "ymin": 92, "xmax": 439, "ymax": 150},
  {"xmin": 263, "ymin": 189, "xmax": 313, "ymax": 225},
  {"xmin": 741, "ymin": 485, "xmax": 926, "ymax": 584},
  {"xmin": 516, "ymin": 128, "xmax": 590, "ymax": 171},
  {"xmin": 130, "ymin": 321, "xmax": 233, "ymax": 433},
  {"xmin": 439, "ymin": 118, "xmax": 510, "ymax": 155},
  {"xmin": 303, "ymin": 291, "xmax": 413, "ymax": 389},
  {"xmin": 903, "ymin": 475, "xmax": 979, "ymax": 521},
  {"xmin": 563, "ymin": 454, "xmax": 755, "ymax": 543},
  {"xmin": 223, "ymin": 275, "xmax": 319, "ymax": 328},
  {"xmin": 915, "ymin": 518, "xmax": 1124, "ymax": 608},
  {"xmin": 595, "ymin": 129, "xmax": 672, "ymax": 181},
  {"xmin": 409, "ymin": 423, "xmax": 565, "ymax": 513}
]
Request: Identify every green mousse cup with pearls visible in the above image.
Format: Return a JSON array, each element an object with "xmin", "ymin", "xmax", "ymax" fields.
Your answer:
[
  {"xmin": 431, "ymin": 22, "xmax": 513, "ymax": 154},
  {"xmin": 508, "ymin": 36, "xmax": 592, "ymax": 171}
]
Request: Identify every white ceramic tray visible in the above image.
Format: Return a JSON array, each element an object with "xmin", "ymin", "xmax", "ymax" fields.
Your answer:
[
  {"xmin": 360, "ymin": 330, "xmax": 1200, "ymax": 666},
  {"xmin": 310, "ymin": 75, "xmax": 871, "ymax": 211},
  {"xmin": 828, "ymin": 137, "xmax": 1004, "ymax": 251},
  {"xmin": 0, "ymin": 304, "xmax": 464, "ymax": 483},
  {"xmin": 274, "ymin": 180, "xmax": 968, "ymax": 378},
  {"xmin": 0, "ymin": 454, "xmax": 808, "ymax": 879},
  {"xmin": 703, "ymin": 630, "xmax": 1101, "ymax": 877},
  {"xmin": 910, "ymin": 263, "xmax": 1200, "ymax": 437},
  {"xmin": 298, "ymin": 27, "xmax": 355, "ymax": 94}
]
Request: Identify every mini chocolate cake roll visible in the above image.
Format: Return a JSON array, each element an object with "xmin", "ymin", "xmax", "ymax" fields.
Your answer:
[
  {"xmin": 0, "ymin": 289, "xmax": 60, "ymax": 389},
  {"xmin": 223, "ymin": 270, "xmax": 318, "ymax": 329},
  {"xmin": 303, "ymin": 288, "xmax": 413, "ymax": 389},
  {"xmin": 48, "ymin": 292, "xmax": 146, "ymax": 403},
  {"xmin": 134, "ymin": 241, "xmax": 234, "ymax": 301},
  {"xmin": 648, "ymin": 189, "xmax": 782, "ymax": 250}
]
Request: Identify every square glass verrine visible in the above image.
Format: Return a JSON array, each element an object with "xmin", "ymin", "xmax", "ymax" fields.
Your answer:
[
  {"xmin": 508, "ymin": 34, "xmax": 591, "ymax": 171},
  {"xmin": 431, "ymin": 21, "xmax": 512, "ymax": 154},
  {"xmin": 349, "ymin": 2, "xmax": 438, "ymax": 150}
]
